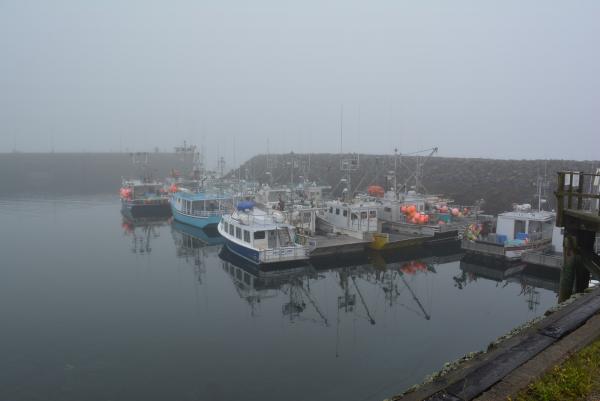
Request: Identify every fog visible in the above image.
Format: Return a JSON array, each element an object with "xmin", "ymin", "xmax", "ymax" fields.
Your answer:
[{"xmin": 1, "ymin": 0, "xmax": 599, "ymax": 167}]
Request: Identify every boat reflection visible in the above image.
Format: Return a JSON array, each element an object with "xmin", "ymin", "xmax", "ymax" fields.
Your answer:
[
  {"xmin": 218, "ymin": 245, "xmax": 464, "ymax": 325},
  {"xmin": 171, "ymin": 220, "xmax": 225, "ymax": 283},
  {"xmin": 219, "ymin": 247, "xmax": 325, "ymax": 322},
  {"xmin": 121, "ymin": 216, "xmax": 169, "ymax": 254},
  {"xmin": 456, "ymin": 257, "xmax": 559, "ymax": 311}
]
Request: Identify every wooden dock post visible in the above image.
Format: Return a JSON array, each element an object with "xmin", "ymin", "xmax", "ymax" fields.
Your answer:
[
  {"xmin": 559, "ymin": 233, "xmax": 576, "ymax": 302},
  {"xmin": 556, "ymin": 171, "xmax": 600, "ymax": 302}
]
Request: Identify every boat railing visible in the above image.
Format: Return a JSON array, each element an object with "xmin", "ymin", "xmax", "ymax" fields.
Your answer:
[
  {"xmin": 126, "ymin": 197, "xmax": 169, "ymax": 205},
  {"xmin": 260, "ymin": 245, "xmax": 310, "ymax": 261},
  {"xmin": 556, "ymin": 171, "xmax": 600, "ymax": 226},
  {"xmin": 189, "ymin": 209, "xmax": 227, "ymax": 217}
]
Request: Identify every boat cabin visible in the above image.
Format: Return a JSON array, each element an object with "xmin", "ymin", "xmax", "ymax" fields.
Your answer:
[
  {"xmin": 221, "ymin": 213, "xmax": 295, "ymax": 251},
  {"xmin": 496, "ymin": 210, "xmax": 555, "ymax": 243},
  {"xmin": 172, "ymin": 190, "xmax": 233, "ymax": 217},
  {"xmin": 322, "ymin": 200, "xmax": 379, "ymax": 235},
  {"xmin": 255, "ymin": 186, "xmax": 291, "ymax": 209},
  {"xmin": 122, "ymin": 180, "xmax": 166, "ymax": 200},
  {"xmin": 379, "ymin": 191, "xmax": 427, "ymax": 223}
]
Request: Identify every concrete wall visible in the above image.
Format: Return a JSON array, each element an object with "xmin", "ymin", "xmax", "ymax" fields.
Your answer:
[{"xmin": 0, "ymin": 153, "xmax": 193, "ymax": 196}]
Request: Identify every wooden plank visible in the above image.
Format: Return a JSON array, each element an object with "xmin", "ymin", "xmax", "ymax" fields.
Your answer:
[
  {"xmin": 445, "ymin": 334, "xmax": 556, "ymax": 400},
  {"xmin": 539, "ymin": 292, "xmax": 600, "ymax": 338}
]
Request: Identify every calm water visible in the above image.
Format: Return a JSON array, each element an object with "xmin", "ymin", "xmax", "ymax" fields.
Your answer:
[{"xmin": 0, "ymin": 197, "xmax": 560, "ymax": 401}]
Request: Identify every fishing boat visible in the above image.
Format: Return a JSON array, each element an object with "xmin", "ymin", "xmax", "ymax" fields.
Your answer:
[
  {"xmin": 217, "ymin": 201, "xmax": 310, "ymax": 265},
  {"xmin": 120, "ymin": 179, "xmax": 171, "ymax": 219},
  {"xmin": 254, "ymin": 185, "xmax": 291, "ymax": 210},
  {"xmin": 316, "ymin": 198, "xmax": 380, "ymax": 240},
  {"xmin": 461, "ymin": 204, "xmax": 556, "ymax": 262},
  {"xmin": 170, "ymin": 187, "xmax": 234, "ymax": 229}
]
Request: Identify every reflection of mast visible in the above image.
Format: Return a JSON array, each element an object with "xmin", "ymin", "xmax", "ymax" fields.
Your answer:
[
  {"xmin": 298, "ymin": 282, "xmax": 328, "ymax": 326},
  {"xmin": 283, "ymin": 278, "xmax": 328, "ymax": 326},
  {"xmin": 521, "ymin": 284, "xmax": 541, "ymax": 312},
  {"xmin": 399, "ymin": 274, "xmax": 431, "ymax": 320},
  {"xmin": 351, "ymin": 276, "xmax": 375, "ymax": 325},
  {"xmin": 123, "ymin": 218, "xmax": 162, "ymax": 254}
]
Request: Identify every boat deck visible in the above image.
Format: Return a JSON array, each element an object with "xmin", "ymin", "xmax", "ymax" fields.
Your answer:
[{"xmin": 310, "ymin": 234, "xmax": 370, "ymax": 258}]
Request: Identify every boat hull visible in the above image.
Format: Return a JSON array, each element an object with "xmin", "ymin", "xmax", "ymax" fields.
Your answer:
[
  {"xmin": 224, "ymin": 239, "xmax": 262, "ymax": 264},
  {"xmin": 461, "ymin": 238, "xmax": 552, "ymax": 263}
]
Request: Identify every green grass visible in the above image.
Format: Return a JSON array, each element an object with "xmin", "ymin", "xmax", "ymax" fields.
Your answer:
[{"xmin": 513, "ymin": 337, "xmax": 600, "ymax": 401}]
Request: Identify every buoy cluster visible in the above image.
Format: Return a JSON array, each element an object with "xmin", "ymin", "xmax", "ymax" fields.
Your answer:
[
  {"xmin": 434, "ymin": 205, "xmax": 470, "ymax": 217},
  {"xmin": 119, "ymin": 187, "xmax": 132, "ymax": 200},
  {"xmin": 367, "ymin": 185, "xmax": 385, "ymax": 198},
  {"xmin": 400, "ymin": 205, "xmax": 430, "ymax": 224},
  {"xmin": 400, "ymin": 261, "xmax": 428, "ymax": 275}
]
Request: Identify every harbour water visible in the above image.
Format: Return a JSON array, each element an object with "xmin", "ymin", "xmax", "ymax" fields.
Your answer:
[{"xmin": 0, "ymin": 196, "xmax": 560, "ymax": 401}]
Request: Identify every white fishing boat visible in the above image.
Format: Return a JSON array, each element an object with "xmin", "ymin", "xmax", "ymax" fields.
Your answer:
[
  {"xmin": 462, "ymin": 204, "xmax": 556, "ymax": 261},
  {"xmin": 254, "ymin": 185, "xmax": 292, "ymax": 210},
  {"xmin": 217, "ymin": 201, "xmax": 310, "ymax": 265},
  {"xmin": 316, "ymin": 198, "xmax": 380, "ymax": 240}
]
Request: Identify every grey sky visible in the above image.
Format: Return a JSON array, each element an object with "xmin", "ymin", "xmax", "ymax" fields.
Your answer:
[{"xmin": 1, "ymin": 0, "xmax": 599, "ymax": 167}]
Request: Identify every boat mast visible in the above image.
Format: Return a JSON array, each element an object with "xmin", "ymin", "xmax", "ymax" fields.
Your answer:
[{"xmin": 394, "ymin": 148, "xmax": 399, "ymax": 198}]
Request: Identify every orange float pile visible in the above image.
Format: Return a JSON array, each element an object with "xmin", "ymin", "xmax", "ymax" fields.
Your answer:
[
  {"xmin": 367, "ymin": 185, "xmax": 385, "ymax": 198},
  {"xmin": 401, "ymin": 204, "xmax": 430, "ymax": 224},
  {"xmin": 400, "ymin": 261, "xmax": 428, "ymax": 275},
  {"xmin": 119, "ymin": 187, "xmax": 132, "ymax": 200}
]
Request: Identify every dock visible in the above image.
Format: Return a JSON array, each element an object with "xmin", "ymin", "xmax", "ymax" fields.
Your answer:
[
  {"xmin": 555, "ymin": 171, "xmax": 600, "ymax": 301},
  {"xmin": 309, "ymin": 234, "xmax": 370, "ymax": 258},
  {"xmin": 521, "ymin": 250, "xmax": 563, "ymax": 270}
]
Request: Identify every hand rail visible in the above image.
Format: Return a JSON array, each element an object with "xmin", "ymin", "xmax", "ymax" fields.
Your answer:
[{"xmin": 555, "ymin": 171, "xmax": 600, "ymax": 226}]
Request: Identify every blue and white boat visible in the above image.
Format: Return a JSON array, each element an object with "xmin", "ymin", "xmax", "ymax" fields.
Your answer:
[
  {"xmin": 170, "ymin": 188, "xmax": 234, "ymax": 229},
  {"xmin": 217, "ymin": 201, "xmax": 310, "ymax": 266}
]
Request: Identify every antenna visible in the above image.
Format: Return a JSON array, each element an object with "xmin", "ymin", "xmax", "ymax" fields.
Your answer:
[
  {"xmin": 340, "ymin": 153, "xmax": 359, "ymax": 200},
  {"xmin": 339, "ymin": 104, "xmax": 344, "ymax": 154}
]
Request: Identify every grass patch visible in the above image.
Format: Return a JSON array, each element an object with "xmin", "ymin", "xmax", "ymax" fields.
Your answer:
[{"xmin": 513, "ymin": 337, "xmax": 600, "ymax": 401}]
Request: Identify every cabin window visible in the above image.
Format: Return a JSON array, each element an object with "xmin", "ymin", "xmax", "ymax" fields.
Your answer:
[
  {"xmin": 243, "ymin": 272, "xmax": 251, "ymax": 285},
  {"xmin": 206, "ymin": 200, "xmax": 218, "ymax": 211},
  {"xmin": 528, "ymin": 220, "xmax": 542, "ymax": 234},
  {"xmin": 223, "ymin": 222, "xmax": 228, "ymax": 232},
  {"xmin": 369, "ymin": 210, "xmax": 377, "ymax": 218},
  {"xmin": 243, "ymin": 230, "xmax": 251, "ymax": 243},
  {"xmin": 384, "ymin": 207, "xmax": 391, "ymax": 212},
  {"xmin": 254, "ymin": 231, "xmax": 266, "ymax": 240},
  {"xmin": 192, "ymin": 200, "xmax": 204, "ymax": 212},
  {"xmin": 361, "ymin": 211, "xmax": 368, "ymax": 219},
  {"xmin": 514, "ymin": 220, "xmax": 526, "ymax": 238},
  {"xmin": 229, "ymin": 224, "xmax": 234, "ymax": 236},
  {"xmin": 343, "ymin": 210, "xmax": 348, "ymax": 217},
  {"xmin": 236, "ymin": 227, "xmax": 242, "ymax": 239},
  {"xmin": 351, "ymin": 213, "xmax": 358, "ymax": 220},
  {"xmin": 329, "ymin": 207, "xmax": 333, "ymax": 213},
  {"xmin": 336, "ymin": 208, "xmax": 340, "ymax": 215}
]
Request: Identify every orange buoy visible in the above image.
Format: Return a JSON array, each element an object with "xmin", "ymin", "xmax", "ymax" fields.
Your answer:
[{"xmin": 367, "ymin": 185, "xmax": 385, "ymax": 198}]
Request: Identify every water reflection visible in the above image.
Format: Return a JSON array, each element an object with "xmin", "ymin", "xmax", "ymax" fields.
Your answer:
[
  {"xmin": 121, "ymin": 216, "xmax": 169, "ymax": 254},
  {"xmin": 1, "ymin": 198, "xmax": 566, "ymax": 401},
  {"xmin": 216, "ymin": 245, "xmax": 468, "ymax": 323},
  {"xmin": 167, "ymin": 218, "xmax": 559, "ymax": 320},
  {"xmin": 171, "ymin": 220, "xmax": 224, "ymax": 283},
  {"xmin": 457, "ymin": 257, "xmax": 559, "ymax": 312}
]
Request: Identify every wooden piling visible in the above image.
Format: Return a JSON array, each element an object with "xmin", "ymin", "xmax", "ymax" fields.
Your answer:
[{"xmin": 559, "ymin": 233, "xmax": 576, "ymax": 302}]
